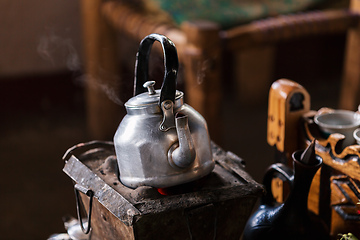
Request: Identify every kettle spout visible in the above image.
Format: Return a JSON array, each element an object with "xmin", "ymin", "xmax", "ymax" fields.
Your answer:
[{"xmin": 168, "ymin": 113, "xmax": 196, "ymax": 168}]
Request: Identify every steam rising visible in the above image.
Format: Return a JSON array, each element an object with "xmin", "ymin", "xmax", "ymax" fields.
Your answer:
[
  {"xmin": 37, "ymin": 31, "xmax": 80, "ymax": 71},
  {"xmin": 76, "ymin": 73, "xmax": 124, "ymax": 106},
  {"xmin": 37, "ymin": 30, "xmax": 123, "ymax": 106},
  {"xmin": 197, "ymin": 59, "xmax": 212, "ymax": 85}
]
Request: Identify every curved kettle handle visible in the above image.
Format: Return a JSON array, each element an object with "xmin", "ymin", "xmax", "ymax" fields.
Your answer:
[
  {"xmin": 262, "ymin": 163, "xmax": 294, "ymax": 206},
  {"xmin": 134, "ymin": 33, "xmax": 179, "ymax": 104}
]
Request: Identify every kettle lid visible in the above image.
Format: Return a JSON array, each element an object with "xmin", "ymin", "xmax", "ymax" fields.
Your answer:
[{"xmin": 125, "ymin": 87, "xmax": 184, "ymax": 108}]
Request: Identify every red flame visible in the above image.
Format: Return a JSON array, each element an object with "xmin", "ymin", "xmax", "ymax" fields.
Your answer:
[
  {"xmin": 156, "ymin": 177, "xmax": 207, "ymax": 196},
  {"xmin": 157, "ymin": 188, "xmax": 169, "ymax": 196}
]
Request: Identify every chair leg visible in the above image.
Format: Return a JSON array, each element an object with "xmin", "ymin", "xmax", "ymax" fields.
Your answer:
[
  {"xmin": 340, "ymin": 32, "xmax": 360, "ymax": 111},
  {"xmin": 80, "ymin": 0, "xmax": 124, "ymax": 140},
  {"xmin": 339, "ymin": 0, "xmax": 360, "ymax": 111},
  {"xmin": 235, "ymin": 45, "xmax": 276, "ymax": 106},
  {"xmin": 181, "ymin": 21, "xmax": 222, "ymax": 142}
]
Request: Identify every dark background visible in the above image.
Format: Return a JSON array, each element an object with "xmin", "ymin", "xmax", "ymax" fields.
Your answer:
[{"xmin": 0, "ymin": 33, "xmax": 345, "ymax": 239}]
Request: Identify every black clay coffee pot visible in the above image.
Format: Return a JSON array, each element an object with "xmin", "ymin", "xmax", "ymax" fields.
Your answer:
[{"xmin": 243, "ymin": 141, "xmax": 329, "ymax": 240}]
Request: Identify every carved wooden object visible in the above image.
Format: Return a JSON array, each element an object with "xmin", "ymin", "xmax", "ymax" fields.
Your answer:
[
  {"xmin": 302, "ymin": 111, "xmax": 360, "ymax": 237},
  {"xmin": 267, "ymin": 78, "xmax": 360, "ymax": 238},
  {"xmin": 267, "ymin": 79, "xmax": 310, "ymax": 160}
]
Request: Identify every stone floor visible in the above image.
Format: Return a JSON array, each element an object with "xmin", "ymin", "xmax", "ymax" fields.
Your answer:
[{"xmin": 0, "ymin": 34, "xmax": 346, "ymax": 239}]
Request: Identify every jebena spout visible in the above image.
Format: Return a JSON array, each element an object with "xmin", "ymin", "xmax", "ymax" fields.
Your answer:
[{"xmin": 169, "ymin": 113, "xmax": 196, "ymax": 168}]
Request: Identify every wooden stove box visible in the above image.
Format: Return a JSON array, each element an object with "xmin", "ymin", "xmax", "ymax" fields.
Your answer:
[{"xmin": 63, "ymin": 141, "xmax": 263, "ymax": 240}]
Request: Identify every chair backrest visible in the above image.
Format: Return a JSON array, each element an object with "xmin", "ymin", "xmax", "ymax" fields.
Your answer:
[{"xmin": 81, "ymin": 0, "xmax": 360, "ymax": 143}]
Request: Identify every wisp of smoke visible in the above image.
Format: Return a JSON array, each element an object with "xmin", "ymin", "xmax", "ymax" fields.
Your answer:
[
  {"xmin": 38, "ymin": 30, "xmax": 123, "ymax": 106},
  {"xmin": 37, "ymin": 30, "xmax": 80, "ymax": 71},
  {"xmin": 76, "ymin": 74, "xmax": 124, "ymax": 106}
]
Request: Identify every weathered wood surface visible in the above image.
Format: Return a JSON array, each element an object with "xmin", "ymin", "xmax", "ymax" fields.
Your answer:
[{"xmin": 63, "ymin": 141, "xmax": 263, "ymax": 239}]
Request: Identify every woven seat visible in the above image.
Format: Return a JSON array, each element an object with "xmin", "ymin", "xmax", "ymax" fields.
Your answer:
[{"xmin": 151, "ymin": 0, "xmax": 325, "ymax": 28}]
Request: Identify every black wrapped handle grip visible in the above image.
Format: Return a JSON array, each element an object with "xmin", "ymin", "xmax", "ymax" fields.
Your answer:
[{"xmin": 134, "ymin": 33, "xmax": 179, "ymax": 104}]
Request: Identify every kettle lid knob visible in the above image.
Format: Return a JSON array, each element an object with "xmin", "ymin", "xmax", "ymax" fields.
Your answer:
[{"xmin": 143, "ymin": 81, "xmax": 156, "ymax": 95}]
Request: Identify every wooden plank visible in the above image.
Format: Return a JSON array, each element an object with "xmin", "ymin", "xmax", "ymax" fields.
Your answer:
[
  {"xmin": 339, "ymin": 0, "xmax": 360, "ymax": 110},
  {"xmin": 80, "ymin": 0, "xmax": 123, "ymax": 140},
  {"xmin": 181, "ymin": 21, "xmax": 223, "ymax": 142}
]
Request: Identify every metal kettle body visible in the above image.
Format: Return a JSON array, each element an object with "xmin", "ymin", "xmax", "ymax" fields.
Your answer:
[{"xmin": 114, "ymin": 34, "xmax": 214, "ymax": 189}]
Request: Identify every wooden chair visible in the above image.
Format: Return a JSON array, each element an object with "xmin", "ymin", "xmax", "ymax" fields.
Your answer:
[{"xmin": 80, "ymin": 0, "xmax": 360, "ymax": 142}]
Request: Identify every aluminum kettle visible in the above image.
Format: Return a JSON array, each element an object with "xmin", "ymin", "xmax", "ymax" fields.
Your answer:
[{"xmin": 114, "ymin": 34, "xmax": 214, "ymax": 189}]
